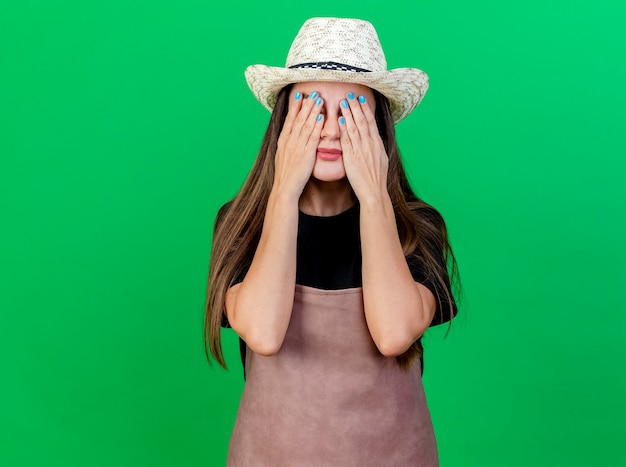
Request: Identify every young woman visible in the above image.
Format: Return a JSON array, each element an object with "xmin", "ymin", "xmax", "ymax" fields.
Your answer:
[{"xmin": 205, "ymin": 17, "xmax": 459, "ymax": 466}]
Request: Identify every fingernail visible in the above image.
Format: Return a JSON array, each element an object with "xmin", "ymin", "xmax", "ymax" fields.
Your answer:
[
  {"xmin": 315, "ymin": 97, "xmax": 322, "ymax": 106},
  {"xmin": 311, "ymin": 91, "xmax": 318, "ymax": 99},
  {"xmin": 341, "ymin": 100, "xmax": 348, "ymax": 109},
  {"xmin": 295, "ymin": 92, "xmax": 301, "ymax": 100},
  {"xmin": 359, "ymin": 95, "xmax": 367, "ymax": 104},
  {"xmin": 339, "ymin": 117, "xmax": 345, "ymax": 125},
  {"xmin": 347, "ymin": 92, "xmax": 355, "ymax": 100},
  {"xmin": 317, "ymin": 114, "xmax": 323, "ymax": 122}
]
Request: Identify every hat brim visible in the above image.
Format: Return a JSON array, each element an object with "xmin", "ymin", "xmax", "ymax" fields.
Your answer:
[{"xmin": 245, "ymin": 65, "xmax": 429, "ymax": 123}]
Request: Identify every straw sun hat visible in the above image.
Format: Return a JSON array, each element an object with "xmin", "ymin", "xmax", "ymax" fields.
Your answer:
[{"xmin": 245, "ymin": 17, "xmax": 429, "ymax": 123}]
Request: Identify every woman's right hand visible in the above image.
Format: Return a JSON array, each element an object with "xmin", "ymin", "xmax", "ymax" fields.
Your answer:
[
  {"xmin": 227, "ymin": 90, "xmax": 324, "ymax": 355},
  {"xmin": 273, "ymin": 90, "xmax": 324, "ymax": 197}
]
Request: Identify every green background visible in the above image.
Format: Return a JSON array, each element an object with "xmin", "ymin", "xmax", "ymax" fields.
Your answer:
[{"xmin": 2, "ymin": 0, "xmax": 625, "ymax": 465}]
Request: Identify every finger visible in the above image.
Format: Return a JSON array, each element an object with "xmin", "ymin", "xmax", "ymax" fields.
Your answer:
[
  {"xmin": 282, "ymin": 90, "xmax": 304, "ymax": 136},
  {"xmin": 294, "ymin": 91, "xmax": 321, "ymax": 139},
  {"xmin": 305, "ymin": 112, "xmax": 325, "ymax": 150},
  {"xmin": 340, "ymin": 98, "xmax": 360, "ymax": 147},
  {"xmin": 347, "ymin": 93, "xmax": 369, "ymax": 138},
  {"xmin": 357, "ymin": 94, "xmax": 378, "ymax": 136},
  {"xmin": 338, "ymin": 115, "xmax": 353, "ymax": 156},
  {"xmin": 298, "ymin": 94, "xmax": 323, "ymax": 141}
]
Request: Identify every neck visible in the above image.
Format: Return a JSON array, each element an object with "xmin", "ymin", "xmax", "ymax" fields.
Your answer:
[{"xmin": 299, "ymin": 179, "xmax": 356, "ymax": 216}]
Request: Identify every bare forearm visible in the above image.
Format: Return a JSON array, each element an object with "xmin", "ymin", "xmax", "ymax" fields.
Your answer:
[
  {"xmin": 226, "ymin": 189, "xmax": 299, "ymax": 355},
  {"xmin": 360, "ymin": 193, "xmax": 435, "ymax": 356},
  {"xmin": 226, "ymin": 90, "xmax": 324, "ymax": 354}
]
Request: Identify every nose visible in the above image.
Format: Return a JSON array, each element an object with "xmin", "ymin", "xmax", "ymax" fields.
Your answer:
[{"xmin": 320, "ymin": 113, "xmax": 340, "ymax": 140}]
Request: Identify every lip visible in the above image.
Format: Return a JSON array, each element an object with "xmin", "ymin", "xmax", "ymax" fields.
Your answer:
[{"xmin": 316, "ymin": 148, "xmax": 343, "ymax": 161}]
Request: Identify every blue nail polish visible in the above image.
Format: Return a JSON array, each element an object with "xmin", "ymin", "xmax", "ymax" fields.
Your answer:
[
  {"xmin": 311, "ymin": 91, "xmax": 318, "ymax": 99},
  {"xmin": 315, "ymin": 97, "xmax": 322, "ymax": 106},
  {"xmin": 295, "ymin": 92, "xmax": 301, "ymax": 100},
  {"xmin": 317, "ymin": 114, "xmax": 323, "ymax": 122},
  {"xmin": 341, "ymin": 100, "xmax": 348, "ymax": 109},
  {"xmin": 347, "ymin": 92, "xmax": 355, "ymax": 100},
  {"xmin": 359, "ymin": 95, "xmax": 367, "ymax": 104},
  {"xmin": 339, "ymin": 117, "xmax": 345, "ymax": 125}
]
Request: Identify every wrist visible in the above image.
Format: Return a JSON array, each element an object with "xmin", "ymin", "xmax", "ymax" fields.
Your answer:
[
  {"xmin": 268, "ymin": 186, "xmax": 301, "ymax": 211},
  {"xmin": 357, "ymin": 189, "xmax": 392, "ymax": 213}
]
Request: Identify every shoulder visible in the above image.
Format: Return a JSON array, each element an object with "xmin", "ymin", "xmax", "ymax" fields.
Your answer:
[
  {"xmin": 407, "ymin": 199, "xmax": 446, "ymax": 230},
  {"xmin": 217, "ymin": 200, "xmax": 233, "ymax": 219},
  {"xmin": 213, "ymin": 200, "xmax": 234, "ymax": 231}
]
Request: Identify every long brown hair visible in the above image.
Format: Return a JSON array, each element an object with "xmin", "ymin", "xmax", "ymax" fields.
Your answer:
[{"xmin": 205, "ymin": 85, "xmax": 460, "ymax": 370}]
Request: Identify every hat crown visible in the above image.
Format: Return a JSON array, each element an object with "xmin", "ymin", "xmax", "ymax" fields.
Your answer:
[{"xmin": 285, "ymin": 18, "xmax": 387, "ymax": 72}]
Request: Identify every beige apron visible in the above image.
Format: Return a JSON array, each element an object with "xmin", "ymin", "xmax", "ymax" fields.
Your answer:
[{"xmin": 227, "ymin": 285, "xmax": 439, "ymax": 467}]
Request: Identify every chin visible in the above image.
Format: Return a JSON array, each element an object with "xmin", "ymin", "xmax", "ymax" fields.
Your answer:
[
  {"xmin": 311, "ymin": 169, "xmax": 347, "ymax": 183},
  {"xmin": 311, "ymin": 160, "xmax": 347, "ymax": 183}
]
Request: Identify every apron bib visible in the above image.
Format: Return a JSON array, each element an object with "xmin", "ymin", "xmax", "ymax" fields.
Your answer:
[{"xmin": 227, "ymin": 285, "xmax": 439, "ymax": 466}]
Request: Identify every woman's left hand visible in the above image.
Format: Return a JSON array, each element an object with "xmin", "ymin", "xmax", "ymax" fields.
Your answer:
[{"xmin": 339, "ymin": 94, "xmax": 389, "ymax": 202}]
